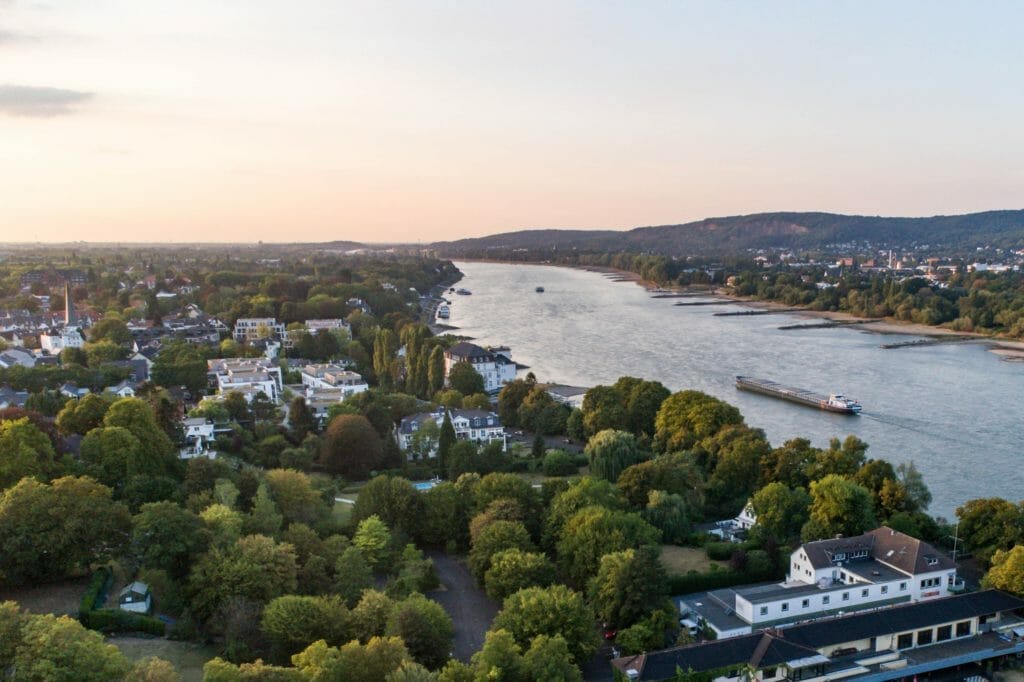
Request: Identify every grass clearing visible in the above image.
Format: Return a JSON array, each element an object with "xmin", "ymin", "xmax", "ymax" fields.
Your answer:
[
  {"xmin": 110, "ymin": 636, "xmax": 218, "ymax": 682},
  {"xmin": 333, "ymin": 491, "xmax": 358, "ymax": 526},
  {"xmin": 659, "ymin": 545, "xmax": 726, "ymax": 575},
  {"xmin": 0, "ymin": 577, "xmax": 90, "ymax": 617}
]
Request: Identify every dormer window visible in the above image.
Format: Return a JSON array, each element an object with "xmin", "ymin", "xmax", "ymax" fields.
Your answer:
[
  {"xmin": 925, "ymin": 556, "xmax": 939, "ymax": 566},
  {"xmin": 834, "ymin": 553, "xmax": 846, "ymax": 562}
]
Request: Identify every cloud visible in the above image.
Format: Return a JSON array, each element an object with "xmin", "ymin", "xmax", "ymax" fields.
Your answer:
[{"xmin": 0, "ymin": 84, "xmax": 93, "ymax": 117}]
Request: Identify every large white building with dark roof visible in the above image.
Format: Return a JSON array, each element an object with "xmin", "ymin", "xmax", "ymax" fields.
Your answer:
[
  {"xmin": 679, "ymin": 527, "xmax": 963, "ymax": 640},
  {"xmin": 396, "ymin": 407, "xmax": 506, "ymax": 457},
  {"xmin": 443, "ymin": 342, "xmax": 516, "ymax": 393}
]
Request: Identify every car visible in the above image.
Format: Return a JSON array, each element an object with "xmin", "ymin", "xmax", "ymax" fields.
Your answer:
[
  {"xmin": 603, "ymin": 626, "xmax": 617, "ymax": 640},
  {"xmin": 679, "ymin": 617, "xmax": 700, "ymax": 636}
]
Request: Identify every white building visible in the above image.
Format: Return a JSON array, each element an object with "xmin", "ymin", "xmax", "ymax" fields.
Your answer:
[
  {"xmin": 680, "ymin": 527, "xmax": 963, "ymax": 640},
  {"xmin": 118, "ymin": 581, "xmax": 152, "ymax": 614},
  {"xmin": 103, "ymin": 379, "xmax": 136, "ymax": 398},
  {"xmin": 180, "ymin": 417, "xmax": 217, "ymax": 459},
  {"xmin": 301, "ymin": 364, "xmax": 368, "ymax": 397},
  {"xmin": 0, "ymin": 348, "xmax": 36, "ymax": 369},
  {"xmin": 396, "ymin": 408, "xmax": 506, "ymax": 457},
  {"xmin": 207, "ymin": 357, "xmax": 283, "ymax": 403},
  {"xmin": 40, "ymin": 327, "xmax": 84, "ymax": 353},
  {"xmin": 544, "ymin": 384, "xmax": 589, "ymax": 410},
  {"xmin": 443, "ymin": 342, "xmax": 517, "ymax": 394},
  {"xmin": 232, "ymin": 317, "xmax": 285, "ymax": 343}
]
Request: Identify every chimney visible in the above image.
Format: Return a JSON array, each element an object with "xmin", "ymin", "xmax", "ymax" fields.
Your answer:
[{"xmin": 64, "ymin": 281, "xmax": 75, "ymax": 326}]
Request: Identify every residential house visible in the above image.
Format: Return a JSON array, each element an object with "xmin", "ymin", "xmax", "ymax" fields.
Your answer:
[
  {"xmin": 180, "ymin": 417, "xmax": 218, "ymax": 459},
  {"xmin": 0, "ymin": 348, "xmax": 35, "ymax": 369},
  {"xmin": 207, "ymin": 358, "xmax": 283, "ymax": 403},
  {"xmin": 301, "ymin": 364, "xmax": 368, "ymax": 397},
  {"xmin": 103, "ymin": 379, "xmax": 136, "ymax": 399},
  {"xmin": 40, "ymin": 326, "xmax": 84, "ymax": 353},
  {"xmin": 396, "ymin": 408, "xmax": 506, "ymax": 457},
  {"xmin": 614, "ymin": 590, "xmax": 1024, "ymax": 682},
  {"xmin": 679, "ymin": 527, "xmax": 963, "ymax": 640},
  {"xmin": 232, "ymin": 317, "xmax": 285, "ymax": 343},
  {"xmin": 59, "ymin": 382, "xmax": 91, "ymax": 400},
  {"xmin": 284, "ymin": 319, "xmax": 351, "ymax": 349},
  {"xmin": 544, "ymin": 384, "xmax": 589, "ymax": 410},
  {"xmin": 0, "ymin": 386, "xmax": 29, "ymax": 409},
  {"xmin": 118, "ymin": 582, "xmax": 152, "ymax": 614},
  {"xmin": 443, "ymin": 342, "xmax": 517, "ymax": 393}
]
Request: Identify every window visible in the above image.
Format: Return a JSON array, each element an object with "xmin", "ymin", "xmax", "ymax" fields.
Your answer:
[
  {"xmin": 834, "ymin": 553, "xmax": 846, "ymax": 561},
  {"xmin": 896, "ymin": 633, "xmax": 913, "ymax": 649},
  {"xmin": 861, "ymin": 588, "xmax": 869, "ymax": 598},
  {"xmin": 802, "ymin": 599, "xmax": 810, "ymax": 609},
  {"xmin": 917, "ymin": 629, "xmax": 933, "ymax": 646},
  {"xmin": 956, "ymin": 621, "xmax": 971, "ymax": 637},
  {"xmin": 842, "ymin": 592, "xmax": 850, "ymax": 601},
  {"xmin": 760, "ymin": 606, "xmax": 768, "ymax": 616},
  {"xmin": 840, "ymin": 571, "xmax": 848, "ymax": 581},
  {"xmin": 881, "ymin": 585, "xmax": 889, "ymax": 594},
  {"xmin": 900, "ymin": 582, "xmax": 907, "ymax": 591},
  {"xmin": 936, "ymin": 625, "xmax": 952, "ymax": 642},
  {"xmin": 781, "ymin": 602, "xmax": 789, "ymax": 612},
  {"xmin": 823, "ymin": 595, "xmax": 830, "ymax": 605}
]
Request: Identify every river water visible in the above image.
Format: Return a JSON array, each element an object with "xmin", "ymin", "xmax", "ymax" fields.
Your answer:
[{"xmin": 446, "ymin": 261, "xmax": 1023, "ymax": 519}]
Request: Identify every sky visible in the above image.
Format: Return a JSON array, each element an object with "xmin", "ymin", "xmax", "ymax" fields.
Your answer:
[{"xmin": 2, "ymin": 1, "xmax": 1023, "ymax": 244}]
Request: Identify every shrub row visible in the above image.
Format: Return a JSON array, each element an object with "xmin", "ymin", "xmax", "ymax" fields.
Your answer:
[{"xmin": 79, "ymin": 566, "xmax": 112, "ymax": 614}]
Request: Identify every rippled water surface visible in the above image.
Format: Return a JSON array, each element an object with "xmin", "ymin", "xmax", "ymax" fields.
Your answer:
[{"xmin": 448, "ymin": 261, "xmax": 1024, "ymax": 518}]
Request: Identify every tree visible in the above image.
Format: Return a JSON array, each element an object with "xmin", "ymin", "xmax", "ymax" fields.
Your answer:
[
  {"xmin": 265, "ymin": 469, "xmax": 327, "ymax": 527},
  {"xmin": 760, "ymin": 438, "xmax": 818, "ymax": 489},
  {"xmin": 0, "ymin": 476, "xmax": 131, "ymax": 585},
  {"xmin": 437, "ymin": 411, "xmax": 456, "ymax": 475},
  {"xmin": 103, "ymin": 397, "xmax": 176, "ymax": 472},
  {"xmin": 469, "ymin": 520, "xmax": 534, "ymax": 580},
  {"xmin": 427, "ymin": 347, "xmax": 446, "ymax": 397},
  {"xmin": 289, "ymin": 396, "xmax": 318, "ymax": 442},
  {"xmin": 471, "ymin": 628, "xmax": 523, "ymax": 681},
  {"xmin": 523, "ymin": 634, "xmax": 582, "ymax": 682},
  {"xmin": 80, "ymin": 426, "xmax": 159, "ymax": 489},
  {"xmin": 585, "ymin": 429, "xmax": 640, "ymax": 483},
  {"xmin": 202, "ymin": 503, "xmax": 245, "ymax": 549},
  {"xmin": 956, "ymin": 497, "xmax": 1024, "ymax": 562},
  {"xmin": 8, "ymin": 611, "xmax": 131, "ymax": 681},
  {"xmin": 543, "ymin": 477, "xmax": 624, "ymax": 549},
  {"xmin": 472, "ymin": 473, "xmax": 541, "ymax": 532},
  {"xmin": 484, "ymin": 549, "xmax": 556, "ymax": 602},
  {"xmin": 982, "ymin": 545, "xmax": 1024, "ymax": 596},
  {"xmin": 353, "ymin": 514, "xmax": 393, "ymax": 571},
  {"xmin": 293, "ymin": 636, "xmax": 410, "ymax": 682},
  {"xmin": 616, "ymin": 377, "xmax": 670, "ymax": 440},
  {"xmin": 805, "ymin": 436, "xmax": 869, "ymax": 481},
  {"xmin": 321, "ymin": 414, "xmax": 383, "ymax": 480},
  {"xmin": 246, "ymin": 482, "xmax": 284, "ymax": 536},
  {"xmin": 0, "ymin": 417, "xmax": 59, "ymax": 488},
  {"xmin": 703, "ymin": 425, "xmax": 770, "ymax": 516},
  {"xmin": 351, "ymin": 589, "xmax": 395, "ymax": 639},
  {"xmin": 497, "ymin": 379, "xmax": 533, "ymax": 428},
  {"xmin": 447, "ymin": 361, "xmax": 484, "ymax": 396},
  {"xmin": 588, "ymin": 546, "xmax": 668, "ymax": 628},
  {"xmin": 187, "ymin": 534, "xmax": 298, "ymax": 622},
  {"xmin": 336, "ymin": 546, "xmax": 374, "ymax": 607},
  {"xmin": 556, "ymin": 505, "xmax": 661, "ymax": 585},
  {"xmin": 542, "ymin": 450, "xmax": 577, "ymax": 477},
  {"xmin": 90, "ymin": 316, "xmax": 132, "ymax": 345},
  {"xmin": 653, "ymin": 390, "xmax": 743, "ymax": 453},
  {"xmin": 261, "ymin": 595, "xmax": 351, "ymax": 661},
  {"xmin": 750, "ymin": 483, "xmax": 811, "ymax": 544},
  {"xmin": 132, "ymin": 501, "xmax": 211, "ymax": 579},
  {"xmin": 616, "ymin": 452, "xmax": 704, "ymax": 510},
  {"xmin": 420, "ymin": 482, "xmax": 470, "ymax": 549},
  {"xmin": 126, "ymin": 656, "xmax": 181, "ymax": 682},
  {"xmin": 518, "ymin": 387, "xmax": 566, "ymax": 435},
  {"xmin": 351, "ymin": 475, "xmax": 425, "ymax": 539},
  {"xmin": 896, "ymin": 461, "xmax": 932, "ymax": 511},
  {"xmin": 643, "ymin": 490, "xmax": 690, "ymax": 544},
  {"xmin": 55, "ymin": 392, "xmax": 110, "ymax": 435},
  {"xmin": 373, "ymin": 329, "xmax": 399, "ymax": 390},
  {"xmin": 386, "ymin": 593, "xmax": 454, "ymax": 669},
  {"xmin": 493, "ymin": 585, "xmax": 599, "ymax": 663},
  {"xmin": 801, "ymin": 475, "xmax": 877, "ymax": 542}
]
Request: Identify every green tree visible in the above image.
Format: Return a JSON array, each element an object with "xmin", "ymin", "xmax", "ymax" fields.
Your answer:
[
  {"xmin": 55, "ymin": 392, "xmax": 110, "ymax": 436},
  {"xmin": 556, "ymin": 505, "xmax": 661, "ymax": 585},
  {"xmin": 293, "ymin": 636, "xmax": 410, "ymax": 682},
  {"xmin": 289, "ymin": 396, "xmax": 318, "ymax": 442},
  {"xmin": 982, "ymin": 545, "xmax": 1024, "ymax": 596},
  {"xmin": 132, "ymin": 501, "xmax": 211, "ymax": 579},
  {"xmin": 523, "ymin": 634, "xmax": 582, "ymax": 682},
  {"xmin": 10, "ymin": 611, "xmax": 131, "ymax": 681},
  {"xmin": 469, "ymin": 520, "xmax": 534, "ymax": 580},
  {"xmin": 126, "ymin": 656, "xmax": 181, "ymax": 682},
  {"xmin": 89, "ymin": 316, "xmax": 132, "ymax": 345},
  {"xmin": 246, "ymin": 482, "xmax": 284, "ymax": 536},
  {"xmin": 350, "ymin": 589, "xmax": 395, "ymax": 639},
  {"xmin": 471, "ymin": 628, "xmax": 523, "ymax": 681},
  {"xmin": 643, "ymin": 490, "xmax": 691, "ymax": 544},
  {"xmin": 497, "ymin": 379, "xmax": 533, "ymax": 428},
  {"xmin": 543, "ymin": 477, "xmax": 624, "ymax": 549},
  {"xmin": 373, "ymin": 328, "xmax": 399, "ymax": 390},
  {"xmin": 353, "ymin": 514, "xmax": 393, "ymax": 571},
  {"xmin": 0, "ymin": 476, "xmax": 131, "ymax": 585},
  {"xmin": 653, "ymin": 390, "xmax": 743, "ymax": 453},
  {"xmin": 801, "ymin": 474, "xmax": 877, "ymax": 542},
  {"xmin": 321, "ymin": 414, "xmax": 383, "ymax": 480},
  {"xmin": 336, "ymin": 546, "xmax": 374, "ymax": 607},
  {"xmin": 896, "ymin": 461, "xmax": 932, "ymax": 511},
  {"xmin": 493, "ymin": 585, "xmax": 599, "ymax": 664},
  {"xmin": 750, "ymin": 483, "xmax": 811, "ymax": 544},
  {"xmin": 0, "ymin": 417, "xmax": 59, "ymax": 488},
  {"xmin": 261, "ymin": 595, "xmax": 351, "ymax": 661},
  {"xmin": 616, "ymin": 452, "xmax": 704, "ymax": 511},
  {"xmin": 202, "ymin": 503, "xmax": 245, "ymax": 549},
  {"xmin": 585, "ymin": 429, "xmax": 640, "ymax": 483},
  {"xmin": 103, "ymin": 397, "xmax": 176, "ymax": 472},
  {"xmin": 517, "ymin": 386, "xmax": 566, "ymax": 435},
  {"xmin": 437, "ymin": 411, "xmax": 456, "ymax": 475},
  {"xmin": 351, "ymin": 475, "xmax": 426, "ymax": 539},
  {"xmin": 581, "ymin": 385, "xmax": 628, "ymax": 438},
  {"xmin": 265, "ymin": 469, "xmax": 327, "ymax": 527},
  {"xmin": 386, "ymin": 592, "xmax": 454, "ymax": 669},
  {"xmin": 447, "ymin": 361, "xmax": 484, "ymax": 396},
  {"xmin": 588, "ymin": 546, "xmax": 667, "ymax": 628},
  {"xmin": 484, "ymin": 549, "xmax": 556, "ymax": 602},
  {"xmin": 187, "ymin": 534, "xmax": 298, "ymax": 622},
  {"xmin": 427, "ymin": 347, "xmax": 446, "ymax": 397},
  {"xmin": 80, "ymin": 426, "xmax": 159, "ymax": 489},
  {"xmin": 956, "ymin": 497, "xmax": 1024, "ymax": 562}
]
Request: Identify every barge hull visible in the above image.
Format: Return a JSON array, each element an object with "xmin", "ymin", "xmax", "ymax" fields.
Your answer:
[{"xmin": 735, "ymin": 376, "xmax": 859, "ymax": 414}]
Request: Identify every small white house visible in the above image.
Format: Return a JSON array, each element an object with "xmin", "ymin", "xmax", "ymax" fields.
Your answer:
[
  {"xmin": 103, "ymin": 379, "xmax": 136, "ymax": 398},
  {"xmin": 118, "ymin": 581, "xmax": 152, "ymax": 614}
]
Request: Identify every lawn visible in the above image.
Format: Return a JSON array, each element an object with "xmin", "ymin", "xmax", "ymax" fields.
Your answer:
[
  {"xmin": 0, "ymin": 576, "xmax": 90, "ymax": 617},
  {"xmin": 333, "ymin": 491, "xmax": 358, "ymax": 526},
  {"xmin": 659, "ymin": 545, "xmax": 726, "ymax": 575},
  {"xmin": 110, "ymin": 636, "xmax": 219, "ymax": 682}
]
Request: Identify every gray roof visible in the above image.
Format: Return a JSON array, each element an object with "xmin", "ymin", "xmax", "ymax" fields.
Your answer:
[{"xmin": 800, "ymin": 526, "xmax": 955, "ymax": 575}]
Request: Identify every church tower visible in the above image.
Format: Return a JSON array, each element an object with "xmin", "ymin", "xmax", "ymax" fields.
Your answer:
[{"xmin": 64, "ymin": 281, "xmax": 76, "ymax": 326}]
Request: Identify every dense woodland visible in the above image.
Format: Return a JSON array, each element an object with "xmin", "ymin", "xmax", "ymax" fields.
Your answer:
[{"xmin": 0, "ymin": 248, "xmax": 1022, "ymax": 680}]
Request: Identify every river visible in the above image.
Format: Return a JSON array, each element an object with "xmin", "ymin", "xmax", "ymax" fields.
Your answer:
[{"xmin": 446, "ymin": 261, "xmax": 1023, "ymax": 519}]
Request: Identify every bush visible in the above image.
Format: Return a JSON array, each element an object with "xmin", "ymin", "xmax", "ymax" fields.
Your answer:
[
  {"xmin": 704, "ymin": 542, "xmax": 736, "ymax": 561},
  {"xmin": 79, "ymin": 567, "xmax": 112, "ymax": 616},
  {"xmin": 542, "ymin": 451, "xmax": 578, "ymax": 477},
  {"xmin": 80, "ymin": 608, "xmax": 166, "ymax": 636}
]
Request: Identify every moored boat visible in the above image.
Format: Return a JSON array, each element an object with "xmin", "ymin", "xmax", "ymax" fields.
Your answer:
[
  {"xmin": 436, "ymin": 305, "xmax": 450, "ymax": 320},
  {"xmin": 535, "ymin": 286, "xmax": 545, "ymax": 293}
]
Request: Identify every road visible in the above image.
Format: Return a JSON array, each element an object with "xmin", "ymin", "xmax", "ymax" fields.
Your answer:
[{"xmin": 428, "ymin": 551, "xmax": 499, "ymax": 662}]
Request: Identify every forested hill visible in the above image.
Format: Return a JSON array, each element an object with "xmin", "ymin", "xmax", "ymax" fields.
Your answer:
[{"xmin": 431, "ymin": 210, "xmax": 1024, "ymax": 256}]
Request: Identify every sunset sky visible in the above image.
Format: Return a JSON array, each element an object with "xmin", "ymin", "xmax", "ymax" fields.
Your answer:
[{"xmin": 2, "ymin": 1, "xmax": 1023, "ymax": 243}]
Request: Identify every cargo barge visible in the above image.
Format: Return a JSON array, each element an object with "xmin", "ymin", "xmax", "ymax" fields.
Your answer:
[{"xmin": 735, "ymin": 376, "xmax": 861, "ymax": 414}]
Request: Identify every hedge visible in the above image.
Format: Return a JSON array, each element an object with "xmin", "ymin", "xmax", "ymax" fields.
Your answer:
[{"xmin": 79, "ymin": 567, "xmax": 165, "ymax": 637}]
